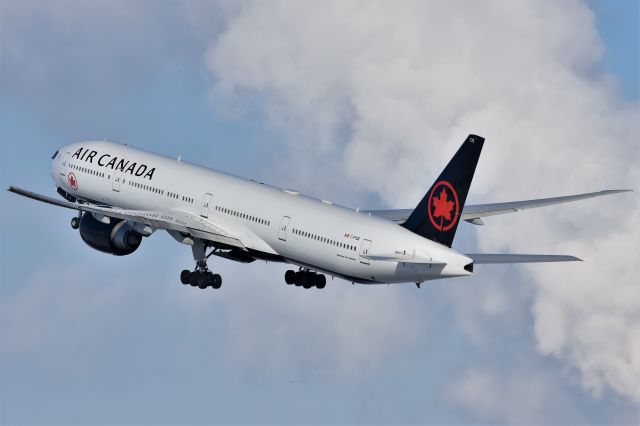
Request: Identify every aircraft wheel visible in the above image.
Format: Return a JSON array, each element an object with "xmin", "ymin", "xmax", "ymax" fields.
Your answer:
[
  {"xmin": 302, "ymin": 274, "xmax": 313, "ymax": 289},
  {"xmin": 211, "ymin": 274, "xmax": 222, "ymax": 289},
  {"xmin": 285, "ymin": 270, "xmax": 296, "ymax": 285},
  {"xmin": 180, "ymin": 270, "xmax": 191, "ymax": 285},
  {"xmin": 316, "ymin": 275, "xmax": 326, "ymax": 289},
  {"xmin": 189, "ymin": 272, "xmax": 201, "ymax": 287},
  {"xmin": 71, "ymin": 217, "xmax": 80, "ymax": 229}
]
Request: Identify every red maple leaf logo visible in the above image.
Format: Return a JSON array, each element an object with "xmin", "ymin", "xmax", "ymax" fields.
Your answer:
[
  {"xmin": 432, "ymin": 188, "xmax": 454, "ymax": 222},
  {"xmin": 68, "ymin": 173, "xmax": 78, "ymax": 190},
  {"xmin": 427, "ymin": 181, "xmax": 459, "ymax": 232}
]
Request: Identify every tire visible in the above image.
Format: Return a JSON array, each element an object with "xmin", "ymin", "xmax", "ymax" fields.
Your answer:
[
  {"xmin": 302, "ymin": 274, "xmax": 313, "ymax": 289},
  {"xmin": 294, "ymin": 272, "xmax": 303, "ymax": 286},
  {"xmin": 285, "ymin": 270, "xmax": 296, "ymax": 285},
  {"xmin": 180, "ymin": 270, "xmax": 191, "ymax": 285},
  {"xmin": 211, "ymin": 274, "xmax": 222, "ymax": 289},
  {"xmin": 189, "ymin": 272, "xmax": 200, "ymax": 287},
  {"xmin": 71, "ymin": 217, "xmax": 80, "ymax": 229},
  {"xmin": 198, "ymin": 273, "xmax": 211, "ymax": 289},
  {"xmin": 316, "ymin": 275, "xmax": 326, "ymax": 289}
]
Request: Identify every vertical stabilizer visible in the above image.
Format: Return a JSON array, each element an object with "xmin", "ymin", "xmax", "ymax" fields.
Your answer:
[{"xmin": 401, "ymin": 134, "xmax": 484, "ymax": 247}]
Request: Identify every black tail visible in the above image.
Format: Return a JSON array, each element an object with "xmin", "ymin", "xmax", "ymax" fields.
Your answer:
[{"xmin": 401, "ymin": 134, "xmax": 484, "ymax": 247}]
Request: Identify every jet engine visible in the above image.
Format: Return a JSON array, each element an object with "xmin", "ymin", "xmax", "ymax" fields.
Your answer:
[{"xmin": 79, "ymin": 213, "xmax": 142, "ymax": 256}]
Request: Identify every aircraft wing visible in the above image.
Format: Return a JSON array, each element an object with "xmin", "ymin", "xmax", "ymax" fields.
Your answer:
[
  {"xmin": 467, "ymin": 254, "xmax": 582, "ymax": 263},
  {"xmin": 8, "ymin": 186, "xmax": 246, "ymax": 250},
  {"xmin": 365, "ymin": 189, "xmax": 632, "ymax": 225}
]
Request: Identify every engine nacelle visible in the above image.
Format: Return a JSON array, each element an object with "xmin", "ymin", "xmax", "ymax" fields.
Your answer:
[{"xmin": 79, "ymin": 213, "xmax": 142, "ymax": 256}]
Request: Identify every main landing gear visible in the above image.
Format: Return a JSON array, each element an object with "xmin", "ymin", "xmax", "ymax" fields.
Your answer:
[
  {"xmin": 180, "ymin": 266, "xmax": 222, "ymax": 289},
  {"xmin": 285, "ymin": 269, "xmax": 326, "ymax": 289},
  {"xmin": 180, "ymin": 238, "xmax": 222, "ymax": 290}
]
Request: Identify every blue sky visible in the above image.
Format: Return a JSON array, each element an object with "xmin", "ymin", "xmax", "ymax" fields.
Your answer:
[{"xmin": 1, "ymin": 1, "xmax": 639, "ymax": 425}]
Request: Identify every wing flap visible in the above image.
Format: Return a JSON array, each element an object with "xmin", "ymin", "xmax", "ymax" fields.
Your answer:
[{"xmin": 467, "ymin": 254, "xmax": 582, "ymax": 264}]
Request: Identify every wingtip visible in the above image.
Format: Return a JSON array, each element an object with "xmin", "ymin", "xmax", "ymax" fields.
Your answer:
[{"xmin": 603, "ymin": 189, "xmax": 634, "ymax": 194}]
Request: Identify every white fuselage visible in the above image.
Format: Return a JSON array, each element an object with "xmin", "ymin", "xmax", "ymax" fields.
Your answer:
[{"xmin": 51, "ymin": 141, "xmax": 472, "ymax": 284}]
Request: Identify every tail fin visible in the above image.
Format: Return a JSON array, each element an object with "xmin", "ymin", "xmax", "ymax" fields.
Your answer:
[{"xmin": 401, "ymin": 134, "xmax": 484, "ymax": 247}]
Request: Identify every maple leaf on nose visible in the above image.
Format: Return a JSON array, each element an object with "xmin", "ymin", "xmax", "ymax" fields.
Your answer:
[{"xmin": 432, "ymin": 188, "xmax": 454, "ymax": 221}]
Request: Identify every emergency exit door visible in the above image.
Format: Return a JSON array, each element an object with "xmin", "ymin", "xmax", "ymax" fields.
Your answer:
[
  {"xmin": 359, "ymin": 239, "xmax": 372, "ymax": 264},
  {"xmin": 112, "ymin": 170, "xmax": 122, "ymax": 192},
  {"xmin": 278, "ymin": 216, "xmax": 291, "ymax": 241},
  {"xmin": 201, "ymin": 193, "xmax": 213, "ymax": 218}
]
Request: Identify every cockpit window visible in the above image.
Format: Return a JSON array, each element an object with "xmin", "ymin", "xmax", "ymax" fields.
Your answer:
[{"xmin": 51, "ymin": 150, "xmax": 59, "ymax": 160}]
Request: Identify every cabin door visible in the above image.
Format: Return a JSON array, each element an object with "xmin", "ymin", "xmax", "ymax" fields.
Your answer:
[
  {"xmin": 359, "ymin": 239, "xmax": 372, "ymax": 264},
  {"xmin": 201, "ymin": 193, "xmax": 213, "ymax": 218},
  {"xmin": 278, "ymin": 216, "xmax": 291, "ymax": 241}
]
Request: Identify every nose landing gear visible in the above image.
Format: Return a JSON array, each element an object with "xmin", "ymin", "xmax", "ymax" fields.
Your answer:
[
  {"xmin": 71, "ymin": 213, "xmax": 82, "ymax": 229},
  {"xmin": 180, "ymin": 238, "xmax": 223, "ymax": 290},
  {"xmin": 285, "ymin": 269, "xmax": 326, "ymax": 289}
]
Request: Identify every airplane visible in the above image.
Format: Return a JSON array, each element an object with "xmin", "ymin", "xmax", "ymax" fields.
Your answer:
[{"xmin": 8, "ymin": 134, "xmax": 631, "ymax": 290}]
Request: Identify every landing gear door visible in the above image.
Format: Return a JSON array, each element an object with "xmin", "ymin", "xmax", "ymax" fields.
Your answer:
[
  {"xmin": 278, "ymin": 216, "xmax": 291, "ymax": 242},
  {"xmin": 112, "ymin": 169, "xmax": 122, "ymax": 192},
  {"xmin": 360, "ymin": 239, "xmax": 372, "ymax": 265},
  {"xmin": 201, "ymin": 193, "xmax": 213, "ymax": 218}
]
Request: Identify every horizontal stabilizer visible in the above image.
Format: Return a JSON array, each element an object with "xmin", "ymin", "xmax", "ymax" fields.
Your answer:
[{"xmin": 467, "ymin": 254, "xmax": 582, "ymax": 264}]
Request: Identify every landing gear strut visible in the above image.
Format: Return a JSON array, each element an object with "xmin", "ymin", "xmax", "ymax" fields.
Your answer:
[
  {"xmin": 180, "ymin": 238, "xmax": 222, "ymax": 289},
  {"xmin": 70, "ymin": 213, "xmax": 81, "ymax": 229},
  {"xmin": 285, "ymin": 269, "xmax": 326, "ymax": 289}
]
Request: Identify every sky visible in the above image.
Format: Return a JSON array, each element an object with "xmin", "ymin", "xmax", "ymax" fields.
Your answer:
[{"xmin": 0, "ymin": 1, "xmax": 639, "ymax": 425}]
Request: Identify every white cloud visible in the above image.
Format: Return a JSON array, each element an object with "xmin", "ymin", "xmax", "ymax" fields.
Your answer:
[
  {"xmin": 449, "ymin": 366, "xmax": 592, "ymax": 425},
  {"xmin": 205, "ymin": 0, "xmax": 640, "ymax": 407}
]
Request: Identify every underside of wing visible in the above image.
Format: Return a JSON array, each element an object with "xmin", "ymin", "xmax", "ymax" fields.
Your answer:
[
  {"xmin": 8, "ymin": 186, "xmax": 245, "ymax": 249},
  {"xmin": 365, "ymin": 189, "xmax": 632, "ymax": 225},
  {"xmin": 467, "ymin": 254, "xmax": 582, "ymax": 264}
]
